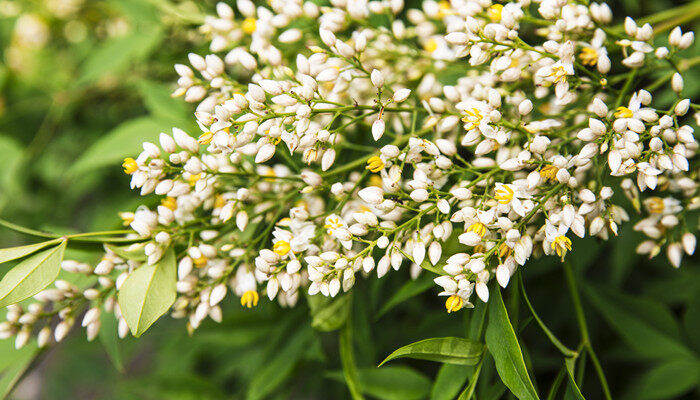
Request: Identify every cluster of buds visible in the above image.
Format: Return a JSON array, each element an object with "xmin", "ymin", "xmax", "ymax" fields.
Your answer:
[{"xmin": 1, "ymin": 0, "xmax": 698, "ymax": 347}]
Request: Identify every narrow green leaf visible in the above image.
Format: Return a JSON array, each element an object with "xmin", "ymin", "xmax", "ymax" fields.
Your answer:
[
  {"xmin": 99, "ymin": 310, "xmax": 125, "ymax": 372},
  {"xmin": 77, "ymin": 25, "xmax": 163, "ymax": 85},
  {"xmin": 457, "ymin": 358, "xmax": 484, "ymax": 400},
  {"xmin": 0, "ymin": 240, "xmax": 67, "ymax": 308},
  {"xmin": 137, "ymin": 80, "xmax": 193, "ymax": 127},
  {"xmin": 431, "ymin": 364, "xmax": 472, "ymax": 400},
  {"xmin": 0, "ymin": 340, "xmax": 38, "ymax": 399},
  {"xmin": 309, "ymin": 294, "xmax": 351, "ymax": 332},
  {"xmin": 0, "ymin": 238, "xmax": 63, "ymax": 265},
  {"xmin": 520, "ymin": 276, "xmax": 577, "ymax": 358},
  {"xmin": 621, "ymin": 358, "xmax": 700, "ymax": 400},
  {"xmin": 564, "ymin": 358, "xmax": 585, "ymax": 400},
  {"xmin": 340, "ymin": 319, "xmax": 365, "ymax": 400},
  {"xmin": 584, "ymin": 284, "xmax": 693, "ymax": 360},
  {"xmin": 68, "ymin": 117, "xmax": 173, "ymax": 176},
  {"xmin": 105, "ymin": 243, "xmax": 147, "ymax": 262},
  {"xmin": 327, "ymin": 367, "xmax": 431, "ymax": 400},
  {"xmin": 379, "ymin": 337, "xmax": 484, "ymax": 367},
  {"xmin": 376, "ymin": 275, "xmax": 434, "ymax": 318},
  {"xmin": 485, "ymin": 287, "xmax": 540, "ymax": 400},
  {"xmin": 117, "ymin": 247, "xmax": 176, "ymax": 337}
]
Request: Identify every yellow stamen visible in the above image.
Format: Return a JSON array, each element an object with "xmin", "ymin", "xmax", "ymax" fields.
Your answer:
[
  {"xmin": 499, "ymin": 243, "xmax": 513, "ymax": 258},
  {"xmin": 467, "ymin": 222, "xmax": 487, "ymax": 237},
  {"xmin": 187, "ymin": 173, "xmax": 202, "ymax": 186},
  {"xmin": 198, "ymin": 132, "xmax": 213, "ymax": 145},
  {"xmin": 241, "ymin": 290, "xmax": 259, "ymax": 308},
  {"xmin": 549, "ymin": 65, "xmax": 568, "ymax": 83},
  {"xmin": 494, "ymin": 185, "xmax": 514, "ymax": 204},
  {"xmin": 445, "ymin": 295, "xmax": 464, "ymax": 313},
  {"xmin": 487, "ymin": 4, "xmax": 504, "ymax": 22},
  {"xmin": 539, "ymin": 165, "xmax": 558, "ymax": 181},
  {"xmin": 193, "ymin": 255, "xmax": 208, "ymax": 267},
  {"xmin": 579, "ymin": 47, "xmax": 598, "ymax": 66},
  {"xmin": 646, "ymin": 197, "xmax": 665, "ymax": 214},
  {"xmin": 241, "ymin": 17, "xmax": 256, "ymax": 35},
  {"xmin": 122, "ymin": 158, "xmax": 138, "ymax": 174},
  {"xmin": 161, "ymin": 197, "xmax": 177, "ymax": 211},
  {"xmin": 273, "ymin": 241, "xmax": 291, "ymax": 256},
  {"xmin": 461, "ymin": 108, "xmax": 483, "ymax": 131},
  {"xmin": 551, "ymin": 236, "xmax": 572, "ymax": 257},
  {"xmin": 366, "ymin": 156, "xmax": 385, "ymax": 173},
  {"xmin": 118, "ymin": 212, "xmax": 134, "ymax": 226},
  {"xmin": 424, "ymin": 38, "xmax": 438, "ymax": 53},
  {"xmin": 614, "ymin": 106, "xmax": 633, "ymax": 119},
  {"xmin": 214, "ymin": 195, "xmax": 226, "ymax": 209}
]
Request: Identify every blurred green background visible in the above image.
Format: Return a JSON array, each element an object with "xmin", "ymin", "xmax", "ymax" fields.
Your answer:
[{"xmin": 0, "ymin": 0, "xmax": 698, "ymax": 399}]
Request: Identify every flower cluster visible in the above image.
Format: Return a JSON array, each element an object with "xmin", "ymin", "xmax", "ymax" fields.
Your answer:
[{"xmin": 1, "ymin": 0, "xmax": 698, "ymax": 348}]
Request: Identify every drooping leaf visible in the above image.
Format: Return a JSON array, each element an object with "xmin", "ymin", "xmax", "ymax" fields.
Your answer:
[
  {"xmin": 137, "ymin": 80, "xmax": 193, "ymax": 128},
  {"xmin": 0, "ymin": 238, "xmax": 63, "ymax": 265},
  {"xmin": 309, "ymin": 294, "xmax": 352, "ymax": 332},
  {"xmin": 327, "ymin": 366, "xmax": 432, "ymax": 400},
  {"xmin": 564, "ymin": 358, "xmax": 585, "ymax": 400},
  {"xmin": 99, "ymin": 310, "xmax": 125, "ymax": 372},
  {"xmin": 621, "ymin": 358, "xmax": 700, "ymax": 400},
  {"xmin": 117, "ymin": 247, "xmax": 176, "ymax": 337},
  {"xmin": 485, "ymin": 287, "xmax": 540, "ymax": 400},
  {"xmin": 340, "ymin": 318, "xmax": 365, "ymax": 400},
  {"xmin": 584, "ymin": 284, "xmax": 693, "ymax": 360},
  {"xmin": 77, "ymin": 25, "xmax": 163, "ymax": 85},
  {"xmin": 0, "ymin": 340, "xmax": 39, "ymax": 398},
  {"xmin": 68, "ymin": 117, "xmax": 173, "ymax": 176},
  {"xmin": 0, "ymin": 240, "xmax": 67, "ymax": 308},
  {"xmin": 105, "ymin": 243, "xmax": 147, "ymax": 262},
  {"xmin": 379, "ymin": 337, "xmax": 484, "ymax": 367},
  {"xmin": 431, "ymin": 364, "xmax": 472, "ymax": 400}
]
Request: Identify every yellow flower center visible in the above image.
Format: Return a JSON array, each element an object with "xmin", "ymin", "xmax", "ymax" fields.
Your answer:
[
  {"xmin": 214, "ymin": 194, "xmax": 226, "ymax": 209},
  {"xmin": 303, "ymin": 148, "xmax": 318, "ymax": 164},
  {"xmin": 324, "ymin": 217, "xmax": 343, "ymax": 234},
  {"xmin": 539, "ymin": 165, "xmax": 558, "ymax": 181},
  {"xmin": 549, "ymin": 65, "xmax": 568, "ymax": 83},
  {"xmin": 122, "ymin": 157, "xmax": 138, "ymax": 174},
  {"xmin": 424, "ymin": 38, "xmax": 438, "ymax": 53},
  {"xmin": 579, "ymin": 47, "xmax": 598, "ymax": 66},
  {"xmin": 366, "ymin": 156, "xmax": 385, "ymax": 173},
  {"xmin": 198, "ymin": 132, "xmax": 213, "ymax": 145},
  {"xmin": 242, "ymin": 17, "xmax": 257, "ymax": 35},
  {"xmin": 487, "ymin": 4, "xmax": 504, "ymax": 22},
  {"xmin": 551, "ymin": 235, "xmax": 572, "ymax": 257},
  {"xmin": 461, "ymin": 108, "xmax": 483, "ymax": 131},
  {"xmin": 273, "ymin": 240, "xmax": 291, "ymax": 256},
  {"xmin": 437, "ymin": 1, "xmax": 452, "ymax": 17},
  {"xmin": 161, "ymin": 196, "xmax": 178, "ymax": 211},
  {"xmin": 646, "ymin": 197, "xmax": 665, "ymax": 214},
  {"xmin": 614, "ymin": 106, "xmax": 633, "ymax": 119},
  {"xmin": 118, "ymin": 212, "xmax": 134, "ymax": 226},
  {"xmin": 467, "ymin": 222, "xmax": 488, "ymax": 237},
  {"xmin": 241, "ymin": 290, "xmax": 259, "ymax": 308},
  {"xmin": 499, "ymin": 242, "xmax": 513, "ymax": 258},
  {"xmin": 187, "ymin": 173, "xmax": 202, "ymax": 186},
  {"xmin": 494, "ymin": 185, "xmax": 514, "ymax": 204},
  {"xmin": 193, "ymin": 255, "xmax": 208, "ymax": 267},
  {"xmin": 445, "ymin": 295, "xmax": 464, "ymax": 313}
]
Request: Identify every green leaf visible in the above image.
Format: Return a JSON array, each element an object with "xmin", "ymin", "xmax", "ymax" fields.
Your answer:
[
  {"xmin": 328, "ymin": 367, "xmax": 431, "ymax": 400},
  {"xmin": 376, "ymin": 274, "xmax": 434, "ymax": 319},
  {"xmin": 105, "ymin": 243, "xmax": 147, "ymax": 262},
  {"xmin": 0, "ymin": 238, "xmax": 63, "ymax": 265},
  {"xmin": 340, "ymin": 318, "xmax": 365, "ymax": 400},
  {"xmin": 309, "ymin": 294, "xmax": 352, "ymax": 332},
  {"xmin": 584, "ymin": 284, "xmax": 693, "ymax": 360},
  {"xmin": 431, "ymin": 364, "xmax": 472, "ymax": 400},
  {"xmin": 683, "ymin": 291, "xmax": 700, "ymax": 352},
  {"xmin": 485, "ymin": 287, "xmax": 540, "ymax": 400},
  {"xmin": 621, "ymin": 358, "xmax": 700, "ymax": 400},
  {"xmin": 99, "ymin": 310, "xmax": 125, "ymax": 372},
  {"xmin": 77, "ymin": 25, "xmax": 163, "ymax": 85},
  {"xmin": 379, "ymin": 337, "xmax": 484, "ymax": 367},
  {"xmin": 0, "ymin": 340, "xmax": 39, "ymax": 399},
  {"xmin": 0, "ymin": 240, "xmax": 67, "ymax": 308},
  {"xmin": 137, "ymin": 80, "xmax": 193, "ymax": 128},
  {"xmin": 564, "ymin": 358, "xmax": 585, "ymax": 400},
  {"xmin": 68, "ymin": 117, "xmax": 172, "ymax": 176},
  {"xmin": 0, "ymin": 135, "xmax": 24, "ymax": 211},
  {"xmin": 117, "ymin": 247, "xmax": 176, "ymax": 337}
]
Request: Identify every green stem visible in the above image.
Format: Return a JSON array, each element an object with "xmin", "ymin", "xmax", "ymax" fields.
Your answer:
[{"xmin": 0, "ymin": 218, "xmax": 140, "ymax": 244}]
